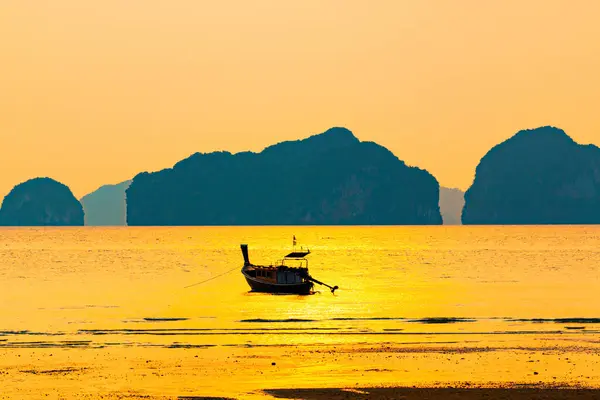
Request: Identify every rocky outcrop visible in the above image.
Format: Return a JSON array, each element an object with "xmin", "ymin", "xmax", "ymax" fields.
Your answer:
[
  {"xmin": 462, "ymin": 126, "xmax": 600, "ymax": 224},
  {"xmin": 80, "ymin": 180, "xmax": 131, "ymax": 226},
  {"xmin": 126, "ymin": 127, "xmax": 442, "ymax": 225},
  {"xmin": 439, "ymin": 187, "xmax": 464, "ymax": 225},
  {"xmin": 0, "ymin": 177, "xmax": 84, "ymax": 226}
]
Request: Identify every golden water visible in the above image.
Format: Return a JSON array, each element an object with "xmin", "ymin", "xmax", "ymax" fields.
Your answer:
[{"xmin": 1, "ymin": 226, "xmax": 599, "ymax": 398}]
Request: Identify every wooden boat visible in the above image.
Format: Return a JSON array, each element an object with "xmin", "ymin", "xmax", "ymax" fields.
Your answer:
[{"xmin": 240, "ymin": 244, "xmax": 338, "ymax": 295}]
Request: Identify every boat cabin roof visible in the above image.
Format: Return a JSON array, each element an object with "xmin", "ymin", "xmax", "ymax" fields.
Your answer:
[
  {"xmin": 248, "ymin": 264, "xmax": 307, "ymax": 271},
  {"xmin": 285, "ymin": 250, "xmax": 310, "ymax": 259}
]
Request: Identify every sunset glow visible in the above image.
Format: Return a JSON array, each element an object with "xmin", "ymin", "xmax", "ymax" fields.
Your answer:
[{"xmin": 3, "ymin": 1, "xmax": 600, "ymax": 199}]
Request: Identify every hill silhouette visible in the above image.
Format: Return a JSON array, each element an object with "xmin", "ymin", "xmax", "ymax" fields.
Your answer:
[
  {"xmin": 0, "ymin": 177, "xmax": 84, "ymax": 226},
  {"xmin": 126, "ymin": 127, "xmax": 443, "ymax": 225},
  {"xmin": 462, "ymin": 126, "xmax": 600, "ymax": 224},
  {"xmin": 439, "ymin": 187, "xmax": 464, "ymax": 225},
  {"xmin": 80, "ymin": 180, "xmax": 131, "ymax": 226}
]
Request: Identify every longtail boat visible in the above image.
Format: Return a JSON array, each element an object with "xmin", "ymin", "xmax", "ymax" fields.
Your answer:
[{"xmin": 240, "ymin": 244, "xmax": 338, "ymax": 295}]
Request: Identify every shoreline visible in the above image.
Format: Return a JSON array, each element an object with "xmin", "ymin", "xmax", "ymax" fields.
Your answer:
[
  {"xmin": 2, "ymin": 340, "xmax": 599, "ymax": 399},
  {"xmin": 262, "ymin": 386, "xmax": 600, "ymax": 400}
]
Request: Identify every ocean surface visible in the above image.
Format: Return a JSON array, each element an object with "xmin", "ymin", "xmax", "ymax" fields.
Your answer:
[{"xmin": 1, "ymin": 226, "xmax": 599, "ymax": 398}]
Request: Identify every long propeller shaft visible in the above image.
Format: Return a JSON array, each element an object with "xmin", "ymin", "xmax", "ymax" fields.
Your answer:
[{"xmin": 307, "ymin": 275, "xmax": 339, "ymax": 293}]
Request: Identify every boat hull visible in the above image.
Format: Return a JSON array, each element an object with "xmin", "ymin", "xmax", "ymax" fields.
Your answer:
[{"xmin": 242, "ymin": 273, "xmax": 313, "ymax": 295}]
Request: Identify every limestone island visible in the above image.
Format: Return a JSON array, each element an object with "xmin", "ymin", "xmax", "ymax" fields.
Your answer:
[
  {"xmin": 80, "ymin": 180, "xmax": 131, "ymax": 226},
  {"xmin": 126, "ymin": 127, "xmax": 443, "ymax": 225},
  {"xmin": 462, "ymin": 126, "xmax": 600, "ymax": 224},
  {"xmin": 0, "ymin": 177, "xmax": 84, "ymax": 226}
]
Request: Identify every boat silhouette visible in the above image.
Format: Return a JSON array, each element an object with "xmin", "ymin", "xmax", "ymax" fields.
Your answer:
[{"xmin": 240, "ymin": 244, "xmax": 338, "ymax": 295}]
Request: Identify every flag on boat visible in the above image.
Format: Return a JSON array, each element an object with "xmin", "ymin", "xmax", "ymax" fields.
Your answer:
[{"xmin": 293, "ymin": 235, "xmax": 297, "ymax": 246}]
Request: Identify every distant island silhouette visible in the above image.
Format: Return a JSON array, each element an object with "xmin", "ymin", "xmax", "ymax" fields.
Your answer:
[
  {"xmin": 126, "ymin": 127, "xmax": 443, "ymax": 225},
  {"xmin": 0, "ymin": 177, "xmax": 84, "ymax": 226},
  {"xmin": 80, "ymin": 180, "xmax": 131, "ymax": 226},
  {"xmin": 5, "ymin": 126, "xmax": 599, "ymax": 227},
  {"xmin": 81, "ymin": 184, "xmax": 464, "ymax": 226},
  {"xmin": 462, "ymin": 126, "xmax": 600, "ymax": 224},
  {"xmin": 439, "ymin": 187, "xmax": 465, "ymax": 225}
]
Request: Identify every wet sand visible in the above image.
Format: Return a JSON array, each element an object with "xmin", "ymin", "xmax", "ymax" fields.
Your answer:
[
  {"xmin": 2, "ymin": 338, "xmax": 599, "ymax": 399},
  {"xmin": 264, "ymin": 387, "xmax": 600, "ymax": 400}
]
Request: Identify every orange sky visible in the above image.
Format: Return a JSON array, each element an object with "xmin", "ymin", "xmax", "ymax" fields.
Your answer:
[{"xmin": 2, "ymin": 1, "xmax": 600, "ymax": 200}]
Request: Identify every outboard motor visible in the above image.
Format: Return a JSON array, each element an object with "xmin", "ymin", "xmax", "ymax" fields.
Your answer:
[{"xmin": 240, "ymin": 244, "xmax": 251, "ymax": 266}]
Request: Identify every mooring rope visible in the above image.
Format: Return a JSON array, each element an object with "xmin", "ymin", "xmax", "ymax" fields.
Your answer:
[{"xmin": 183, "ymin": 265, "xmax": 240, "ymax": 289}]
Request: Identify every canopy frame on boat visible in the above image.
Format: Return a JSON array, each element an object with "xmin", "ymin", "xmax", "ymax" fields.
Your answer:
[{"xmin": 284, "ymin": 249, "xmax": 311, "ymax": 259}]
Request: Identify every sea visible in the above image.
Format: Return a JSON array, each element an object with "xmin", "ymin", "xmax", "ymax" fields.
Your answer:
[{"xmin": 1, "ymin": 226, "xmax": 599, "ymax": 398}]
